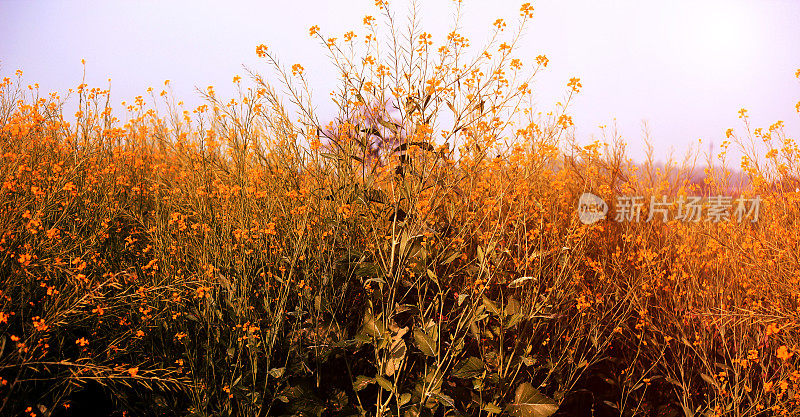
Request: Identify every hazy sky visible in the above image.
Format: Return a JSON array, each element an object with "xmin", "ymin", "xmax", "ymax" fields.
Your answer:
[{"xmin": 2, "ymin": 0, "xmax": 799, "ymax": 162}]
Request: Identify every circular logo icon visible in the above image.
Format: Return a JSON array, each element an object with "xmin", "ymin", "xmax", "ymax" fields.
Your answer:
[{"xmin": 578, "ymin": 192, "xmax": 608, "ymax": 225}]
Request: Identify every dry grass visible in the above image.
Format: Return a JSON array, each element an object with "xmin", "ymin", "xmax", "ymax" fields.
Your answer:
[{"xmin": 1, "ymin": 2, "xmax": 799, "ymax": 416}]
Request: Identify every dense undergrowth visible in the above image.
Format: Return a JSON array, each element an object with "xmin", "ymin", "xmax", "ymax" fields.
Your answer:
[{"xmin": 1, "ymin": 2, "xmax": 800, "ymax": 416}]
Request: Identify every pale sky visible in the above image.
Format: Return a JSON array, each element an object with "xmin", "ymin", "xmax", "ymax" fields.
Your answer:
[{"xmin": 2, "ymin": 0, "xmax": 799, "ymax": 162}]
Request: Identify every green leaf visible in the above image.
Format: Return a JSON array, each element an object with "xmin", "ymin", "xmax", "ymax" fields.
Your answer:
[
  {"xmin": 457, "ymin": 293, "xmax": 468, "ymax": 306},
  {"xmin": 451, "ymin": 356, "xmax": 484, "ymax": 379},
  {"xmin": 376, "ymin": 376, "xmax": 393, "ymax": 392},
  {"xmin": 483, "ymin": 403, "xmax": 502, "ymax": 414},
  {"xmin": 353, "ymin": 375, "xmax": 373, "ymax": 391},
  {"xmin": 469, "ymin": 322, "xmax": 481, "ymax": 339},
  {"xmin": 482, "ymin": 296, "xmax": 500, "ymax": 316},
  {"xmin": 430, "ymin": 392, "xmax": 454, "ymax": 408},
  {"xmin": 378, "ymin": 118, "xmax": 401, "ymax": 134},
  {"xmin": 506, "ymin": 313, "xmax": 524, "ymax": 329},
  {"xmin": 355, "ymin": 332, "xmax": 371, "ymax": 344},
  {"xmin": 361, "ymin": 309, "xmax": 385, "ymax": 339},
  {"xmin": 385, "ymin": 335, "xmax": 407, "ymax": 376},
  {"xmin": 442, "ymin": 250, "xmax": 460, "ymax": 265},
  {"xmin": 701, "ymin": 373, "xmax": 718, "ymax": 388},
  {"xmin": 505, "ymin": 297, "xmax": 521, "ymax": 316},
  {"xmin": 507, "ymin": 383, "xmax": 557, "ymax": 417},
  {"xmin": 268, "ymin": 367, "xmax": 285, "ymax": 379},
  {"xmin": 425, "ymin": 268, "xmax": 438, "ymax": 284},
  {"xmin": 414, "ymin": 328, "xmax": 436, "ymax": 356}
]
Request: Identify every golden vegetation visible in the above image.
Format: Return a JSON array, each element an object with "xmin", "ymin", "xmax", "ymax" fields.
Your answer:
[{"xmin": 1, "ymin": 2, "xmax": 799, "ymax": 416}]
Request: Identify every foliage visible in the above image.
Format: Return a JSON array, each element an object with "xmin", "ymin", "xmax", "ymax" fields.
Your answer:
[{"xmin": 1, "ymin": 2, "xmax": 800, "ymax": 416}]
